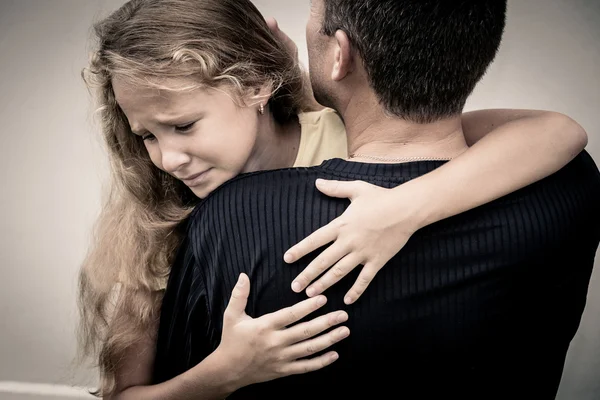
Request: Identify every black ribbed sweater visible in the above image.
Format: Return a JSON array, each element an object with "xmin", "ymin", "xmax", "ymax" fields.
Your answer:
[{"xmin": 154, "ymin": 153, "xmax": 600, "ymax": 399}]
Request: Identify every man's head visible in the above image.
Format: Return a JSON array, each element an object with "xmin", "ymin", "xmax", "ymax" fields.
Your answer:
[{"xmin": 306, "ymin": 0, "xmax": 507, "ymax": 123}]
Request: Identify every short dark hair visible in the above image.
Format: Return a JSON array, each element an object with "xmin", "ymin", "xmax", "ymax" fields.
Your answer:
[{"xmin": 321, "ymin": 0, "xmax": 507, "ymax": 123}]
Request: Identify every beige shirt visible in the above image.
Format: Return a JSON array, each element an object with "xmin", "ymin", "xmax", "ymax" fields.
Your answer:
[{"xmin": 294, "ymin": 108, "xmax": 348, "ymax": 167}]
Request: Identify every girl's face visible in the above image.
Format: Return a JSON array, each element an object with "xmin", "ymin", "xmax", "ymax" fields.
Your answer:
[{"xmin": 113, "ymin": 77, "xmax": 265, "ymax": 199}]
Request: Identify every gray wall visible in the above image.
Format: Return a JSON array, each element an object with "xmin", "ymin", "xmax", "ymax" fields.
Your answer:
[{"xmin": 0, "ymin": 0, "xmax": 598, "ymax": 398}]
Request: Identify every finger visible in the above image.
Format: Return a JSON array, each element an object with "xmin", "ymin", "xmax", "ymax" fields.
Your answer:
[
  {"xmin": 343, "ymin": 262, "xmax": 382, "ymax": 305},
  {"xmin": 224, "ymin": 273, "xmax": 250, "ymax": 319},
  {"xmin": 280, "ymin": 310, "xmax": 348, "ymax": 345},
  {"xmin": 264, "ymin": 17, "xmax": 298, "ymax": 58},
  {"xmin": 284, "ymin": 221, "xmax": 339, "ymax": 265},
  {"xmin": 315, "ymin": 179, "xmax": 369, "ymax": 200},
  {"xmin": 266, "ymin": 295, "xmax": 328, "ymax": 329},
  {"xmin": 265, "ymin": 16, "xmax": 278, "ymax": 33},
  {"xmin": 305, "ymin": 253, "xmax": 364, "ymax": 297},
  {"xmin": 283, "ymin": 326, "xmax": 350, "ymax": 361},
  {"xmin": 278, "ymin": 351, "xmax": 340, "ymax": 377},
  {"xmin": 291, "ymin": 242, "xmax": 349, "ymax": 295}
]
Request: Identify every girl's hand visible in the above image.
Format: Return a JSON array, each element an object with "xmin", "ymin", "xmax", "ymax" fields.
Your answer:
[
  {"xmin": 265, "ymin": 17, "xmax": 298, "ymax": 63},
  {"xmin": 265, "ymin": 17, "xmax": 324, "ymax": 112},
  {"xmin": 285, "ymin": 179, "xmax": 423, "ymax": 305},
  {"xmin": 216, "ymin": 273, "xmax": 350, "ymax": 390}
]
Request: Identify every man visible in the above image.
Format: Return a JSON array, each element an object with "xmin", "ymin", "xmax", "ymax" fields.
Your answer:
[{"xmin": 156, "ymin": 1, "xmax": 600, "ymax": 398}]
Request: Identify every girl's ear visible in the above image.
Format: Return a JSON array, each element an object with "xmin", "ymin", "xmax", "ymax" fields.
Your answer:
[{"xmin": 243, "ymin": 82, "xmax": 274, "ymax": 108}]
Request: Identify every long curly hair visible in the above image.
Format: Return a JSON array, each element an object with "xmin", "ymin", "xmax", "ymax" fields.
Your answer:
[{"xmin": 78, "ymin": 0, "xmax": 305, "ymax": 395}]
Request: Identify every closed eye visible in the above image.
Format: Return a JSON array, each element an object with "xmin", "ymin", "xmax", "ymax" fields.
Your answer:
[
  {"xmin": 142, "ymin": 133, "xmax": 156, "ymax": 142},
  {"xmin": 175, "ymin": 122, "xmax": 196, "ymax": 132}
]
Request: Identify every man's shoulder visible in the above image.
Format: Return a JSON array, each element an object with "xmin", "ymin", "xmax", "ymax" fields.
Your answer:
[
  {"xmin": 490, "ymin": 150, "xmax": 600, "ymax": 229},
  {"xmin": 188, "ymin": 165, "xmax": 326, "ymax": 223},
  {"xmin": 211, "ymin": 164, "xmax": 323, "ymax": 197},
  {"xmin": 501, "ymin": 150, "xmax": 598, "ymax": 196},
  {"xmin": 535, "ymin": 150, "xmax": 600, "ymax": 192},
  {"xmin": 557, "ymin": 149, "xmax": 598, "ymax": 176}
]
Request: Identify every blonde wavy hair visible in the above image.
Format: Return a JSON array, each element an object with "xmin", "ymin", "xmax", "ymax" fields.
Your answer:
[{"xmin": 78, "ymin": 0, "xmax": 306, "ymax": 396}]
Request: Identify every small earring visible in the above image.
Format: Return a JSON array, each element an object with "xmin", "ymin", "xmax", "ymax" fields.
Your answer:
[{"xmin": 259, "ymin": 103, "xmax": 265, "ymax": 115}]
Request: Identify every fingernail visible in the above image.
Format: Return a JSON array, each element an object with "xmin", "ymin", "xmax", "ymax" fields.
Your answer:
[
  {"xmin": 237, "ymin": 275, "xmax": 245, "ymax": 286},
  {"xmin": 291, "ymin": 281, "xmax": 302, "ymax": 292},
  {"xmin": 344, "ymin": 296, "xmax": 353, "ymax": 305},
  {"xmin": 316, "ymin": 179, "xmax": 326, "ymax": 188},
  {"xmin": 283, "ymin": 253, "xmax": 294, "ymax": 263},
  {"xmin": 339, "ymin": 327, "xmax": 350, "ymax": 337},
  {"xmin": 337, "ymin": 312, "xmax": 348, "ymax": 323},
  {"xmin": 306, "ymin": 287, "xmax": 316, "ymax": 297},
  {"xmin": 330, "ymin": 352, "xmax": 339, "ymax": 361},
  {"xmin": 316, "ymin": 295, "xmax": 327, "ymax": 306}
]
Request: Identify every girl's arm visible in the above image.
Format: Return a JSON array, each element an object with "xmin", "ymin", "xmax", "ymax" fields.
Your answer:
[
  {"xmin": 285, "ymin": 110, "xmax": 587, "ymax": 303},
  {"xmin": 108, "ymin": 275, "xmax": 348, "ymax": 400}
]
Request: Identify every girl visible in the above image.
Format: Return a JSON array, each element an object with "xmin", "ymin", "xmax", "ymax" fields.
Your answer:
[{"xmin": 79, "ymin": 0, "xmax": 587, "ymax": 398}]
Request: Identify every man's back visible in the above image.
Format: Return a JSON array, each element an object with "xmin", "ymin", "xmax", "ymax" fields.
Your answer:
[{"xmin": 155, "ymin": 153, "xmax": 600, "ymax": 399}]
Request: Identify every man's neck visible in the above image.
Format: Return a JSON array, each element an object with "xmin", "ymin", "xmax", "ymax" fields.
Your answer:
[{"xmin": 339, "ymin": 93, "xmax": 468, "ymax": 162}]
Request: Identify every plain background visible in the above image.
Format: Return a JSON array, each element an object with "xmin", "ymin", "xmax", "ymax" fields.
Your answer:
[{"xmin": 0, "ymin": 0, "xmax": 598, "ymax": 399}]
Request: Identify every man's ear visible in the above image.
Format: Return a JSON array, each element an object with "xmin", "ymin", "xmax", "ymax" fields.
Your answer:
[{"xmin": 331, "ymin": 29, "xmax": 353, "ymax": 81}]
